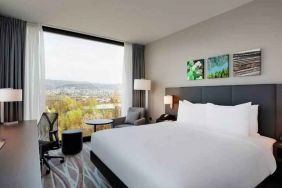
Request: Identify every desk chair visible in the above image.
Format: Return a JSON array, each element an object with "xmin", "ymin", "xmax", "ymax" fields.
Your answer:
[{"xmin": 38, "ymin": 112, "xmax": 64, "ymax": 174}]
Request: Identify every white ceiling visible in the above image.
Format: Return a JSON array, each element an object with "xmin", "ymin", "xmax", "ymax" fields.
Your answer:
[{"xmin": 0, "ymin": 0, "xmax": 254, "ymax": 44}]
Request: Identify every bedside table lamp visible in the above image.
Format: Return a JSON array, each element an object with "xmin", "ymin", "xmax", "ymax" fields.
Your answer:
[
  {"xmin": 0, "ymin": 88, "xmax": 22, "ymax": 125},
  {"xmin": 134, "ymin": 79, "xmax": 151, "ymax": 110},
  {"xmin": 164, "ymin": 95, "xmax": 173, "ymax": 109}
]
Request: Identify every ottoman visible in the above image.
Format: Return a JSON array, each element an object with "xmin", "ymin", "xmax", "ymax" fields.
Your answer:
[{"xmin": 62, "ymin": 129, "xmax": 83, "ymax": 155}]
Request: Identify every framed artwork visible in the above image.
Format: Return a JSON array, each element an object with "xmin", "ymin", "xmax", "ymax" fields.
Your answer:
[
  {"xmin": 208, "ymin": 54, "xmax": 229, "ymax": 79},
  {"xmin": 233, "ymin": 49, "xmax": 261, "ymax": 77},
  {"xmin": 186, "ymin": 59, "xmax": 204, "ymax": 80}
]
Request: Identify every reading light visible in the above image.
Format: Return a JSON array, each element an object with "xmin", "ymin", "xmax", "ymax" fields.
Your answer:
[{"xmin": 164, "ymin": 95, "xmax": 173, "ymax": 109}]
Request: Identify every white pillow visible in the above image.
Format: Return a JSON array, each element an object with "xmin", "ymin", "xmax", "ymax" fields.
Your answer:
[
  {"xmin": 249, "ymin": 105, "xmax": 259, "ymax": 136},
  {"xmin": 177, "ymin": 101, "xmax": 189, "ymax": 123},
  {"xmin": 177, "ymin": 100, "xmax": 206, "ymax": 128},
  {"xmin": 206, "ymin": 102, "xmax": 251, "ymax": 136}
]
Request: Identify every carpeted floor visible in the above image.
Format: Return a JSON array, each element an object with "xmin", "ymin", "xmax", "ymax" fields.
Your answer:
[{"xmin": 41, "ymin": 142, "xmax": 111, "ymax": 188}]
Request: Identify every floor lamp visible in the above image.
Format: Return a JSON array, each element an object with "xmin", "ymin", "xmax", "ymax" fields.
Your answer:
[
  {"xmin": 134, "ymin": 79, "xmax": 151, "ymax": 110},
  {"xmin": 0, "ymin": 88, "xmax": 23, "ymax": 125}
]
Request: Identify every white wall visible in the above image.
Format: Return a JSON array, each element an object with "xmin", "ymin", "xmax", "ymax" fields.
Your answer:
[{"xmin": 145, "ymin": 0, "xmax": 282, "ymax": 121}]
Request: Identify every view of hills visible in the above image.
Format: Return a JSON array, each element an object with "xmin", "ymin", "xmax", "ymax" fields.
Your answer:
[{"xmin": 46, "ymin": 79, "xmax": 121, "ymax": 90}]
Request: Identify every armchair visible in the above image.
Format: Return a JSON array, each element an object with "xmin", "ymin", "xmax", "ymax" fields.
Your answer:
[{"xmin": 112, "ymin": 107, "xmax": 146, "ymax": 128}]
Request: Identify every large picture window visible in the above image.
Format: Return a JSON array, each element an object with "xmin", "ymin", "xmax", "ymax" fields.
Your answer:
[{"xmin": 44, "ymin": 28, "xmax": 124, "ymax": 138}]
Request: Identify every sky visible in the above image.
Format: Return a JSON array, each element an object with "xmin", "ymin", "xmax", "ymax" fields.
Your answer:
[{"xmin": 44, "ymin": 32, "xmax": 124, "ymax": 84}]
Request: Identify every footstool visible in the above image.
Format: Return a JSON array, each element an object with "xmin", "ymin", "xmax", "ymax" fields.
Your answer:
[{"xmin": 62, "ymin": 129, "xmax": 83, "ymax": 155}]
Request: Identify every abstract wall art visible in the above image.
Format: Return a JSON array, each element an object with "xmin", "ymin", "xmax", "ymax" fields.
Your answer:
[
  {"xmin": 207, "ymin": 54, "xmax": 229, "ymax": 79},
  {"xmin": 233, "ymin": 49, "xmax": 261, "ymax": 77}
]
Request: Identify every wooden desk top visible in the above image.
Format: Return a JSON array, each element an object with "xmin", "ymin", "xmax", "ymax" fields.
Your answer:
[{"xmin": 0, "ymin": 120, "xmax": 42, "ymax": 188}]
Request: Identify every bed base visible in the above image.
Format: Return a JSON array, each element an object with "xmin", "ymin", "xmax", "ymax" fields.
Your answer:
[
  {"xmin": 90, "ymin": 150, "xmax": 127, "ymax": 188},
  {"xmin": 90, "ymin": 150, "xmax": 277, "ymax": 188}
]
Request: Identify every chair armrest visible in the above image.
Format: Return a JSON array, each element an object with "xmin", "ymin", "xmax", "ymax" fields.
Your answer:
[
  {"xmin": 112, "ymin": 117, "xmax": 126, "ymax": 126},
  {"xmin": 134, "ymin": 118, "xmax": 146, "ymax": 126}
]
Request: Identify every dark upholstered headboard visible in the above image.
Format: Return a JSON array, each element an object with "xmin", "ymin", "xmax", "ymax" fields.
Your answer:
[{"xmin": 165, "ymin": 84, "xmax": 282, "ymax": 139}]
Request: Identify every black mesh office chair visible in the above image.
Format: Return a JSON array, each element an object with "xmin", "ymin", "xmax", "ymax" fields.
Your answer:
[{"xmin": 38, "ymin": 112, "xmax": 64, "ymax": 174}]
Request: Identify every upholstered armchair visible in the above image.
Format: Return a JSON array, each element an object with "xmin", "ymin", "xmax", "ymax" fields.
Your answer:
[{"xmin": 112, "ymin": 107, "xmax": 146, "ymax": 128}]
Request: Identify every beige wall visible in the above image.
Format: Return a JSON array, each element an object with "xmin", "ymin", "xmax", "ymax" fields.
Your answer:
[{"xmin": 145, "ymin": 0, "xmax": 282, "ymax": 121}]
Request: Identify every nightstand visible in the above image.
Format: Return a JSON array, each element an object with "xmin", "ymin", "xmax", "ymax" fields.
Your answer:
[
  {"xmin": 273, "ymin": 141, "xmax": 282, "ymax": 183},
  {"xmin": 274, "ymin": 141, "xmax": 282, "ymax": 163}
]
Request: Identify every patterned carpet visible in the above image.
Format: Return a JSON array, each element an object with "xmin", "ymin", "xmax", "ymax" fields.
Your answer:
[{"xmin": 41, "ymin": 142, "xmax": 111, "ymax": 188}]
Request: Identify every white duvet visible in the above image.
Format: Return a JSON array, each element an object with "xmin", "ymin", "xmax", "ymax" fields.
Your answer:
[{"xmin": 91, "ymin": 122, "xmax": 276, "ymax": 188}]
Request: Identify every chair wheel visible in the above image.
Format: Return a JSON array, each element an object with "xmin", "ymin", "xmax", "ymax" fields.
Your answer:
[
  {"xmin": 60, "ymin": 159, "xmax": 64, "ymax": 163},
  {"xmin": 46, "ymin": 169, "xmax": 50, "ymax": 175}
]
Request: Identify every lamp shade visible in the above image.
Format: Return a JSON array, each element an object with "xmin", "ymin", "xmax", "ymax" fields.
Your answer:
[
  {"xmin": 134, "ymin": 79, "xmax": 151, "ymax": 91},
  {"xmin": 164, "ymin": 95, "xmax": 173, "ymax": 108},
  {"xmin": 164, "ymin": 95, "xmax": 173, "ymax": 104},
  {"xmin": 0, "ymin": 88, "xmax": 22, "ymax": 102}
]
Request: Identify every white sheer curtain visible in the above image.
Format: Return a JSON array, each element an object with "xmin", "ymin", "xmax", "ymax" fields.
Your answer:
[
  {"xmin": 121, "ymin": 43, "xmax": 133, "ymax": 116},
  {"xmin": 24, "ymin": 23, "xmax": 45, "ymax": 121}
]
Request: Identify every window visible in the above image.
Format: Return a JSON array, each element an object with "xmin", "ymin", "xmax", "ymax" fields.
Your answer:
[{"xmin": 43, "ymin": 28, "xmax": 124, "ymax": 138}]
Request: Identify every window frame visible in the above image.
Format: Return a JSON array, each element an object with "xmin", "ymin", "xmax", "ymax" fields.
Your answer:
[
  {"xmin": 43, "ymin": 26, "xmax": 124, "ymax": 47},
  {"xmin": 43, "ymin": 26, "xmax": 124, "ymax": 142}
]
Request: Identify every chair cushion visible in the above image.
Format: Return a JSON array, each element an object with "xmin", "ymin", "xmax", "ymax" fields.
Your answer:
[
  {"xmin": 125, "ymin": 111, "xmax": 140, "ymax": 124},
  {"xmin": 39, "ymin": 140, "xmax": 59, "ymax": 154},
  {"xmin": 128, "ymin": 107, "xmax": 145, "ymax": 118}
]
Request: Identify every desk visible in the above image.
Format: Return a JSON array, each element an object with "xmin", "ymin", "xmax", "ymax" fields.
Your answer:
[{"xmin": 0, "ymin": 120, "xmax": 42, "ymax": 188}]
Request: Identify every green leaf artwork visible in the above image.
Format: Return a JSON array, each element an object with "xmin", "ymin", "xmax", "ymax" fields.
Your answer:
[{"xmin": 186, "ymin": 59, "xmax": 204, "ymax": 80}]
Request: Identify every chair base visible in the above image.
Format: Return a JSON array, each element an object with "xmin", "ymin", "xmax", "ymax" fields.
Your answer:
[{"xmin": 40, "ymin": 154, "xmax": 64, "ymax": 175}]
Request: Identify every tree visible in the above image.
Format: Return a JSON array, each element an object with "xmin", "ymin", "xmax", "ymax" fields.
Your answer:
[{"xmin": 46, "ymin": 92, "xmax": 121, "ymax": 138}]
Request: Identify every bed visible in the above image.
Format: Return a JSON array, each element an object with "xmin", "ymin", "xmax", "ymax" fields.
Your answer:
[{"xmin": 90, "ymin": 84, "xmax": 282, "ymax": 188}]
